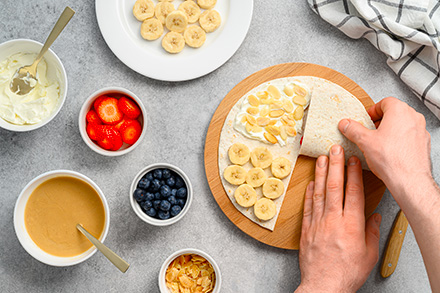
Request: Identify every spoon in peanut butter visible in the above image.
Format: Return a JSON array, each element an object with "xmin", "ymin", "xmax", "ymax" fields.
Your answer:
[
  {"xmin": 10, "ymin": 7, "xmax": 75, "ymax": 95},
  {"xmin": 76, "ymin": 224, "xmax": 130, "ymax": 273}
]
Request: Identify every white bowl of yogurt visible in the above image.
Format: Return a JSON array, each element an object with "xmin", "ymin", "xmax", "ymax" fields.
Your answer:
[{"xmin": 0, "ymin": 39, "xmax": 67, "ymax": 132}]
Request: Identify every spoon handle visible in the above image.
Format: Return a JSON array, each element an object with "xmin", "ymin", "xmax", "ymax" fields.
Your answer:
[
  {"xmin": 76, "ymin": 224, "xmax": 130, "ymax": 273},
  {"xmin": 33, "ymin": 7, "xmax": 75, "ymax": 68}
]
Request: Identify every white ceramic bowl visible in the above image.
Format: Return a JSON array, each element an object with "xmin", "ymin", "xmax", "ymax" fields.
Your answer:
[
  {"xmin": 13, "ymin": 170, "xmax": 110, "ymax": 266},
  {"xmin": 0, "ymin": 39, "xmax": 68, "ymax": 132},
  {"xmin": 130, "ymin": 163, "xmax": 193, "ymax": 226},
  {"xmin": 78, "ymin": 87, "xmax": 147, "ymax": 156},
  {"xmin": 158, "ymin": 248, "xmax": 222, "ymax": 293}
]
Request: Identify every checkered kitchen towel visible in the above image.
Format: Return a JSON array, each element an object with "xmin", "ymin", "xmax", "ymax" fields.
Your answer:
[{"xmin": 308, "ymin": 0, "xmax": 440, "ymax": 119}]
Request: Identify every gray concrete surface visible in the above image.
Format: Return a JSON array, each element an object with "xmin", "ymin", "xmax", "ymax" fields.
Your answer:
[{"xmin": 0, "ymin": 0, "xmax": 436, "ymax": 292}]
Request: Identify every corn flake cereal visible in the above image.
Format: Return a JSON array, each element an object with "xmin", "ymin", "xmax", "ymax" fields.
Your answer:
[{"xmin": 166, "ymin": 254, "xmax": 216, "ymax": 293}]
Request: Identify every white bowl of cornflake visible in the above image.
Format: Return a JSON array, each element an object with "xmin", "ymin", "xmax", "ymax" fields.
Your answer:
[{"xmin": 158, "ymin": 248, "xmax": 221, "ymax": 293}]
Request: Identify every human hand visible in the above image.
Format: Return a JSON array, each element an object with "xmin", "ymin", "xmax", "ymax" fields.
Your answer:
[
  {"xmin": 296, "ymin": 145, "xmax": 381, "ymax": 293},
  {"xmin": 338, "ymin": 97, "xmax": 432, "ymax": 193}
]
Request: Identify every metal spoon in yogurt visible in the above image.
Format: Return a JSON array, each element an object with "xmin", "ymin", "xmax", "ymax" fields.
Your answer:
[{"xmin": 10, "ymin": 7, "xmax": 75, "ymax": 95}]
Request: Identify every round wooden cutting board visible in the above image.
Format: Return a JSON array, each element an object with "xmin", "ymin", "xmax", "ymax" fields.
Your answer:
[{"xmin": 204, "ymin": 63, "xmax": 386, "ymax": 250}]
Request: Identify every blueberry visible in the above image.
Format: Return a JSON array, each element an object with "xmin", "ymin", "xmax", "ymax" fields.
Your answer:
[
  {"xmin": 153, "ymin": 169, "xmax": 163, "ymax": 179},
  {"xmin": 142, "ymin": 200, "xmax": 153, "ymax": 210},
  {"xmin": 153, "ymin": 200, "xmax": 161, "ymax": 210},
  {"xmin": 160, "ymin": 185, "xmax": 171, "ymax": 198},
  {"xmin": 166, "ymin": 177, "xmax": 175, "ymax": 187},
  {"xmin": 145, "ymin": 207, "xmax": 157, "ymax": 217},
  {"xmin": 151, "ymin": 179, "xmax": 161, "ymax": 191},
  {"xmin": 168, "ymin": 195, "xmax": 177, "ymax": 206},
  {"xmin": 137, "ymin": 178, "xmax": 150, "ymax": 190},
  {"xmin": 158, "ymin": 210, "xmax": 170, "ymax": 220},
  {"xmin": 162, "ymin": 169, "xmax": 172, "ymax": 179},
  {"xmin": 171, "ymin": 189, "xmax": 177, "ymax": 197},
  {"xmin": 144, "ymin": 172, "xmax": 154, "ymax": 181},
  {"xmin": 154, "ymin": 192, "xmax": 161, "ymax": 200},
  {"xmin": 160, "ymin": 200, "xmax": 171, "ymax": 211},
  {"xmin": 145, "ymin": 192, "xmax": 155, "ymax": 202},
  {"xmin": 133, "ymin": 188, "xmax": 146, "ymax": 202},
  {"xmin": 160, "ymin": 180, "xmax": 166, "ymax": 186},
  {"xmin": 176, "ymin": 187, "xmax": 187, "ymax": 199},
  {"xmin": 170, "ymin": 205, "xmax": 182, "ymax": 217},
  {"xmin": 177, "ymin": 199, "xmax": 186, "ymax": 207},
  {"xmin": 175, "ymin": 177, "xmax": 185, "ymax": 188}
]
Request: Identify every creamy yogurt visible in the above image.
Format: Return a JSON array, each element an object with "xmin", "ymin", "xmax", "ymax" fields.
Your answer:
[{"xmin": 0, "ymin": 53, "xmax": 60, "ymax": 125}]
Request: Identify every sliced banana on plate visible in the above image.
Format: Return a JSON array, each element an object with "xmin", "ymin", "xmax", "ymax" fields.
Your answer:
[
  {"xmin": 184, "ymin": 25, "xmax": 206, "ymax": 48},
  {"xmin": 250, "ymin": 147, "xmax": 273, "ymax": 169},
  {"xmin": 228, "ymin": 143, "xmax": 250, "ymax": 165},
  {"xmin": 155, "ymin": 2, "xmax": 175, "ymax": 24},
  {"xmin": 162, "ymin": 32, "xmax": 185, "ymax": 53},
  {"xmin": 245, "ymin": 167, "xmax": 267, "ymax": 188},
  {"xmin": 199, "ymin": 9, "xmax": 221, "ymax": 33},
  {"xmin": 178, "ymin": 1, "xmax": 201, "ymax": 24},
  {"xmin": 166, "ymin": 10, "xmax": 188, "ymax": 33},
  {"xmin": 141, "ymin": 18, "xmax": 164, "ymax": 40},
  {"xmin": 133, "ymin": 0, "xmax": 155, "ymax": 21},
  {"xmin": 254, "ymin": 198, "xmax": 276, "ymax": 221},
  {"xmin": 262, "ymin": 178, "xmax": 284, "ymax": 199},
  {"xmin": 223, "ymin": 165, "xmax": 246, "ymax": 185},
  {"xmin": 271, "ymin": 157, "xmax": 292, "ymax": 179},
  {"xmin": 197, "ymin": 0, "xmax": 217, "ymax": 10},
  {"xmin": 234, "ymin": 184, "xmax": 257, "ymax": 208}
]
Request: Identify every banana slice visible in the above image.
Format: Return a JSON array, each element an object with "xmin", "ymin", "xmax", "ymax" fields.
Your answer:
[
  {"xmin": 262, "ymin": 178, "xmax": 284, "ymax": 199},
  {"xmin": 178, "ymin": 1, "xmax": 201, "ymax": 23},
  {"xmin": 254, "ymin": 198, "xmax": 276, "ymax": 221},
  {"xmin": 155, "ymin": 2, "xmax": 175, "ymax": 24},
  {"xmin": 271, "ymin": 157, "xmax": 292, "ymax": 179},
  {"xmin": 184, "ymin": 25, "xmax": 206, "ymax": 48},
  {"xmin": 158, "ymin": 0, "xmax": 173, "ymax": 1},
  {"xmin": 250, "ymin": 147, "xmax": 273, "ymax": 169},
  {"xmin": 228, "ymin": 143, "xmax": 250, "ymax": 165},
  {"xmin": 199, "ymin": 9, "xmax": 221, "ymax": 33},
  {"xmin": 223, "ymin": 165, "xmax": 246, "ymax": 185},
  {"xmin": 197, "ymin": 0, "xmax": 217, "ymax": 9},
  {"xmin": 162, "ymin": 32, "xmax": 185, "ymax": 53},
  {"xmin": 234, "ymin": 184, "xmax": 257, "ymax": 208},
  {"xmin": 140, "ymin": 18, "xmax": 164, "ymax": 40},
  {"xmin": 133, "ymin": 0, "xmax": 155, "ymax": 21},
  {"xmin": 166, "ymin": 10, "xmax": 188, "ymax": 33},
  {"xmin": 245, "ymin": 168, "xmax": 267, "ymax": 188}
]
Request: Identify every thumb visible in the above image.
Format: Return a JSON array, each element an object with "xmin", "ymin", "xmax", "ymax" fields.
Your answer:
[
  {"xmin": 365, "ymin": 213, "xmax": 381, "ymax": 265},
  {"xmin": 338, "ymin": 119, "xmax": 372, "ymax": 149}
]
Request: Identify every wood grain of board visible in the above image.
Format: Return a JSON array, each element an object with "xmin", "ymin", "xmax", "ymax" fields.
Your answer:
[{"xmin": 204, "ymin": 63, "xmax": 386, "ymax": 250}]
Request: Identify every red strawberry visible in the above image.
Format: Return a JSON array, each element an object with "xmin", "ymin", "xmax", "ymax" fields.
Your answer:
[
  {"xmin": 98, "ymin": 138, "xmax": 113, "ymax": 150},
  {"xmin": 300, "ymin": 136, "xmax": 303, "ymax": 145},
  {"xmin": 93, "ymin": 95, "xmax": 107, "ymax": 111},
  {"xmin": 96, "ymin": 125, "xmax": 123, "ymax": 151},
  {"xmin": 114, "ymin": 116, "xmax": 127, "ymax": 131},
  {"xmin": 120, "ymin": 119, "xmax": 142, "ymax": 145},
  {"xmin": 118, "ymin": 97, "xmax": 141, "ymax": 119},
  {"xmin": 86, "ymin": 123, "xmax": 99, "ymax": 141},
  {"xmin": 86, "ymin": 109, "xmax": 102, "ymax": 125},
  {"xmin": 96, "ymin": 97, "xmax": 123, "ymax": 125}
]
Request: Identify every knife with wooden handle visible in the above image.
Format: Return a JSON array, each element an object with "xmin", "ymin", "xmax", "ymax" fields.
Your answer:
[{"xmin": 380, "ymin": 210, "xmax": 408, "ymax": 278}]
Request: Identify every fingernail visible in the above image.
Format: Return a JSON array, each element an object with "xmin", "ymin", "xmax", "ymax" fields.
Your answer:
[
  {"xmin": 317, "ymin": 156, "xmax": 327, "ymax": 168},
  {"xmin": 331, "ymin": 145, "xmax": 342, "ymax": 155},
  {"xmin": 340, "ymin": 119, "xmax": 350, "ymax": 133},
  {"xmin": 348, "ymin": 157, "xmax": 358, "ymax": 166},
  {"xmin": 374, "ymin": 214, "xmax": 382, "ymax": 225}
]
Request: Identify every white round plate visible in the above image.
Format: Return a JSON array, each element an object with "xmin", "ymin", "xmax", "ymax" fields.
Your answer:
[{"xmin": 95, "ymin": 0, "xmax": 253, "ymax": 82}]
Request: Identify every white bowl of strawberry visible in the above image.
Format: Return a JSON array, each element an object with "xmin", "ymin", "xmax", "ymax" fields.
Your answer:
[{"xmin": 79, "ymin": 87, "xmax": 147, "ymax": 156}]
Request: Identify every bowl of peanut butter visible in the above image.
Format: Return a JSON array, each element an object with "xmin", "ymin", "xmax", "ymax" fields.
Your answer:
[{"xmin": 14, "ymin": 170, "xmax": 110, "ymax": 266}]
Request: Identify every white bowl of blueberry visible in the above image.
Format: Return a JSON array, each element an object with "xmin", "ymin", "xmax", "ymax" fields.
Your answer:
[{"xmin": 130, "ymin": 163, "xmax": 192, "ymax": 226}]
